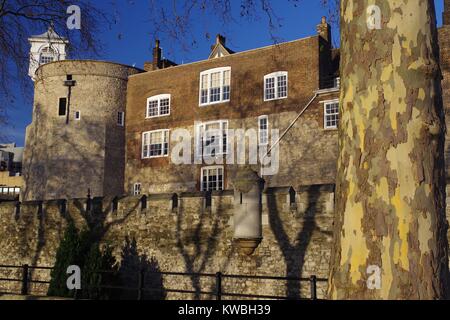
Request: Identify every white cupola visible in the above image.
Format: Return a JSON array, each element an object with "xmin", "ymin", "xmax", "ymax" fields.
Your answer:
[{"xmin": 28, "ymin": 26, "xmax": 69, "ymax": 80}]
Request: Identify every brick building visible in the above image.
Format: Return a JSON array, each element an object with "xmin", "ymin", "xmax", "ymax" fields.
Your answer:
[
  {"xmin": 21, "ymin": 5, "xmax": 450, "ymax": 201},
  {"xmin": 125, "ymin": 18, "xmax": 341, "ymax": 195}
]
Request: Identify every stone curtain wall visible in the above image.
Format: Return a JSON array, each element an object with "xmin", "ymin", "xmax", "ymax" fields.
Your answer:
[{"xmin": 0, "ymin": 185, "xmax": 334, "ymax": 299}]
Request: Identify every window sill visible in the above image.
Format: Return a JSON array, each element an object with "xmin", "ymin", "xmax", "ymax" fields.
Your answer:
[
  {"xmin": 145, "ymin": 114, "xmax": 171, "ymax": 119},
  {"xmin": 199, "ymin": 100, "xmax": 230, "ymax": 107},
  {"xmin": 142, "ymin": 155, "xmax": 170, "ymax": 160},
  {"xmin": 315, "ymin": 87, "xmax": 340, "ymax": 94},
  {"xmin": 264, "ymin": 96, "xmax": 288, "ymax": 102}
]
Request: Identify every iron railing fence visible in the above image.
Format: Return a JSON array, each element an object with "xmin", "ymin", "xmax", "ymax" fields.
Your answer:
[{"xmin": 0, "ymin": 264, "xmax": 328, "ymax": 300}]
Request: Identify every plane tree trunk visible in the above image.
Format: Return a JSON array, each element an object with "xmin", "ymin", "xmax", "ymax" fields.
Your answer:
[{"xmin": 329, "ymin": 0, "xmax": 449, "ymax": 299}]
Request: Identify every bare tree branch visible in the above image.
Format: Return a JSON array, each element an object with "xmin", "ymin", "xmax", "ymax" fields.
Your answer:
[
  {"xmin": 0, "ymin": 0, "xmax": 113, "ymax": 142},
  {"xmin": 146, "ymin": 0, "xmax": 339, "ymax": 56}
]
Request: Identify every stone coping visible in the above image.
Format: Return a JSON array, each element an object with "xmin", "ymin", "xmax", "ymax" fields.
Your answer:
[{"xmin": 8, "ymin": 184, "xmax": 336, "ymax": 206}]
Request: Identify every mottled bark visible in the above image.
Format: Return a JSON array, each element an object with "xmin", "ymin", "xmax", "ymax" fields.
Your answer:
[{"xmin": 329, "ymin": 0, "xmax": 449, "ymax": 299}]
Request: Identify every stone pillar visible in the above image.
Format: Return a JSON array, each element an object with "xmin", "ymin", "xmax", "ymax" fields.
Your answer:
[{"xmin": 232, "ymin": 167, "xmax": 264, "ymax": 255}]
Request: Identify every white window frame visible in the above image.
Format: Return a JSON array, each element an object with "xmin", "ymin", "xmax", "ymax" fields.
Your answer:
[
  {"xmin": 323, "ymin": 99, "xmax": 340, "ymax": 130},
  {"xmin": 74, "ymin": 111, "xmax": 81, "ymax": 121},
  {"xmin": 117, "ymin": 111, "xmax": 125, "ymax": 126},
  {"xmin": 199, "ymin": 67, "xmax": 231, "ymax": 106},
  {"xmin": 258, "ymin": 115, "xmax": 269, "ymax": 146},
  {"xmin": 133, "ymin": 183, "xmax": 141, "ymax": 196},
  {"xmin": 196, "ymin": 120, "xmax": 229, "ymax": 157},
  {"xmin": 201, "ymin": 166, "xmax": 224, "ymax": 192},
  {"xmin": 142, "ymin": 129, "xmax": 170, "ymax": 159},
  {"xmin": 39, "ymin": 47, "xmax": 56, "ymax": 64},
  {"xmin": 264, "ymin": 71, "xmax": 288, "ymax": 101},
  {"xmin": 146, "ymin": 94, "xmax": 171, "ymax": 119}
]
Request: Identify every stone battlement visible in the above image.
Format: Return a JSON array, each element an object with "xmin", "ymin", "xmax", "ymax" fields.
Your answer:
[{"xmin": 0, "ymin": 184, "xmax": 335, "ymax": 299}]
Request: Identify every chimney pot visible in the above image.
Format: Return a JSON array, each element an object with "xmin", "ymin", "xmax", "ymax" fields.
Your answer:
[
  {"xmin": 152, "ymin": 39, "xmax": 162, "ymax": 70},
  {"xmin": 317, "ymin": 16, "xmax": 331, "ymax": 43},
  {"xmin": 216, "ymin": 34, "xmax": 226, "ymax": 46}
]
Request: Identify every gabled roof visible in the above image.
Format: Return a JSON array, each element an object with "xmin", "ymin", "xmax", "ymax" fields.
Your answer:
[
  {"xmin": 208, "ymin": 34, "xmax": 234, "ymax": 59},
  {"xmin": 208, "ymin": 42, "xmax": 235, "ymax": 59},
  {"xmin": 29, "ymin": 26, "xmax": 67, "ymax": 42}
]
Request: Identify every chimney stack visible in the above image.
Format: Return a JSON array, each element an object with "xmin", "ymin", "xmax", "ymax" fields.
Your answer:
[
  {"xmin": 317, "ymin": 16, "xmax": 331, "ymax": 44},
  {"xmin": 216, "ymin": 34, "xmax": 226, "ymax": 46},
  {"xmin": 152, "ymin": 39, "xmax": 162, "ymax": 70},
  {"xmin": 444, "ymin": 0, "xmax": 450, "ymax": 25}
]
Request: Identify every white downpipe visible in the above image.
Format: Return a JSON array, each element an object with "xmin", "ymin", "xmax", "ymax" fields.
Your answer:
[{"xmin": 260, "ymin": 93, "xmax": 319, "ymax": 175}]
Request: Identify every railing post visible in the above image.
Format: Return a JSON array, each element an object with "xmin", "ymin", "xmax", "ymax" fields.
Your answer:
[
  {"xmin": 21, "ymin": 264, "xmax": 29, "ymax": 296},
  {"xmin": 216, "ymin": 272, "xmax": 222, "ymax": 301},
  {"xmin": 137, "ymin": 268, "xmax": 145, "ymax": 300},
  {"xmin": 310, "ymin": 275, "xmax": 317, "ymax": 300}
]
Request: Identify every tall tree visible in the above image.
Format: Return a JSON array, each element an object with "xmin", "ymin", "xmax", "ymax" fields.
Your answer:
[{"xmin": 329, "ymin": 0, "xmax": 449, "ymax": 299}]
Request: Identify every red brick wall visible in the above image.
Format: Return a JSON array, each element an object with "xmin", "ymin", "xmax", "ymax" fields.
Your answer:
[
  {"xmin": 439, "ymin": 26, "xmax": 450, "ymax": 177},
  {"xmin": 124, "ymin": 36, "xmax": 339, "ymax": 194}
]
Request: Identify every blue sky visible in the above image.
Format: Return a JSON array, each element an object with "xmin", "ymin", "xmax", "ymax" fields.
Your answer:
[{"xmin": 3, "ymin": 0, "xmax": 446, "ymax": 146}]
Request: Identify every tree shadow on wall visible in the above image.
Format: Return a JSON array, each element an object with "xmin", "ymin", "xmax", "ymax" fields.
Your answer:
[
  {"xmin": 175, "ymin": 194, "xmax": 227, "ymax": 300},
  {"xmin": 117, "ymin": 236, "xmax": 166, "ymax": 300},
  {"xmin": 267, "ymin": 186, "xmax": 322, "ymax": 299}
]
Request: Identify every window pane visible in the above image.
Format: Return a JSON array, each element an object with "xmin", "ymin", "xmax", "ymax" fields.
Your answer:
[
  {"xmin": 147, "ymin": 100, "xmax": 159, "ymax": 117},
  {"xmin": 40, "ymin": 55, "xmax": 54, "ymax": 64},
  {"xmin": 259, "ymin": 117, "xmax": 268, "ymax": 145},
  {"xmin": 265, "ymin": 78, "xmax": 275, "ymax": 100},
  {"xmin": 325, "ymin": 102, "xmax": 339, "ymax": 129},
  {"xmin": 201, "ymin": 89, "xmax": 208, "ymax": 104},
  {"xmin": 205, "ymin": 123, "xmax": 223, "ymax": 156},
  {"xmin": 117, "ymin": 112, "xmax": 124, "ymax": 125},
  {"xmin": 223, "ymin": 70, "xmax": 231, "ymax": 86},
  {"xmin": 201, "ymin": 167, "xmax": 224, "ymax": 191},
  {"xmin": 223, "ymin": 70, "xmax": 230, "ymax": 100},
  {"xmin": 277, "ymin": 75, "xmax": 287, "ymax": 98},
  {"xmin": 210, "ymin": 72, "xmax": 221, "ymax": 102},
  {"xmin": 201, "ymin": 74, "xmax": 208, "ymax": 89},
  {"xmin": 211, "ymin": 72, "xmax": 221, "ymax": 88},
  {"xmin": 160, "ymin": 98, "xmax": 170, "ymax": 115}
]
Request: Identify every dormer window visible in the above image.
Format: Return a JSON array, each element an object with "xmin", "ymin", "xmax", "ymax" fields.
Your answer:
[
  {"xmin": 199, "ymin": 67, "xmax": 231, "ymax": 106},
  {"xmin": 146, "ymin": 94, "xmax": 171, "ymax": 118},
  {"xmin": 39, "ymin": 47, "xmax": 56, "ymax": 64},
  {"xmin": 264, "ymin": 71, "xmax": 288, "ymax": 101}
]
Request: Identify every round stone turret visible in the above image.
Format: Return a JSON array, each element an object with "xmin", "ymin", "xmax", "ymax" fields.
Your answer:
[{"xmin": 22, "ymin": 60, "xmax": 142, "ymax": 201}]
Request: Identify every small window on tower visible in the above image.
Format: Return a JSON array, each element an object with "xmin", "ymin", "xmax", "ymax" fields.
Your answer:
[
  {"xmin": 118, "ymin": 112, "xmax": 125, "ymax": 126},
  {"xmin": 75, "ymin": 111, "xmax": 81, "ymax": 120},
  {"xmin": 58, "ymin": 98, "xmax": 67, "ymax": 116},
  {"xmin": 133, "ymin": 183, "xmax": 142, "ymax": 196}
]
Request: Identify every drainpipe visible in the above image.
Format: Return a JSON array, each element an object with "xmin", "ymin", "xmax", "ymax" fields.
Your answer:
[{"xmin": 260, "ymin": 93, "xmax": 319, "ymax": 176}]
